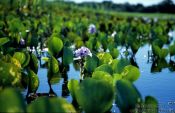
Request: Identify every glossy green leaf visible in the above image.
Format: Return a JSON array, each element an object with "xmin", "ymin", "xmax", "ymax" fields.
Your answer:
[
  {"xmin": 92, "ymin": 71, "xmax": 113, "ymax": 85},
  {"xmin": 0, "ymin": 88, "xmax": 26, "ymax": 112},
  {"xmin": 68, "ymin": 79, "xmax": 79, "ymax": 100},
  {"xmin": 169, "ymin": 44, "xmax": 175, "ymax": 56},
  {"xmin": 48, "ymin": 56, "xmax": 59, "ymax": 74},
  {"xmin": 158, "ymin": 48, "xmax": 168, "ymax": 59},
  {"xmin": 113, "ymin": 73, "xmax": 122, "ymax": 84},
  {"xmin": 109, "ymin": 48, "xmax": 119, "ymax": 59},
  {"xmin": 95, "ymin": 64, "xmax": 113, "ymax": 75},
  {"xmin": 27, "ymin": 97, "xmax": 76, "ymax": 113},
  {"xmin": 63, "ymin": 47, "xmax": 73, "ymax": 66},
  {"xmin": 114, "ymin": 58, "xmax": 130, "ymax": 73},
  {"xmin": 29, "ymin": 53, "xmax": 38, "ymax": 74},
  {"xmin": 0, "ymin": 60, "xmax": 21, "ymax": 87},
  {"xmin": 48, "ymin": 36, "xmax": 63, "ymax": 56},
  {"xmin": 111, "ymin": 59, "xmax": 119, "ymax": 72},
  {"xmin": 84, "ymin": 55, "xmax": 99, "ymax": 73},
  {"xmin": 76, "ymin": 78, "xmax": 114, "ymax": 113},
  {"xmin": 48, "ymin": 56, "xmax": 60, "ymax": 84},
  {"xmin": 13, "ymin": 52, "xmax": 26, "ymax": 66},
  {"xmin": 28, "ymin": 69, "xmax": 39, "ymax": 93},
  {"xmin": 22, "ymin": 52, "xmax": 31, "ymax": 68},
  {"xmin": 97, "ymin": 52, "xmax": 113, "ymax": 65},
  {"xmin": 115, "ymin": 79, "xmax": 142, "ymax": 113},
  {"xmin": 122, "ymin": 65, "xmax": 140, "ymax": 82},
  {"xmin": 0, "ymin": 37, "xmax": 9, "ymax": 47}
]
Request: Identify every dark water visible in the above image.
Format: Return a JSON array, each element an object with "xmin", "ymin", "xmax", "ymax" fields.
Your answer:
[{"xmin": 22, "ymin": 43, "xmax": 175, "ymax": 113}]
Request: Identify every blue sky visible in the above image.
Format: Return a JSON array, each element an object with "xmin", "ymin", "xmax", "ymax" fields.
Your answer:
[{"xmin": 66, "ymin": 0, "xmax": 175, "ymax": 6}]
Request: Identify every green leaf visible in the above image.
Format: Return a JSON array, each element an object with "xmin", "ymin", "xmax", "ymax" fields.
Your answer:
[
  {"xmin": 48, "ymin": 56, "xmax": 59, "ymax": 74},
  {"xmin": 169, "ymin": 44, "xmax": 175, "ymax": 56},
  {"xmin": 13, "ymin": 52, "xmax": 26, "ymax": 66},
  {"xmin": 29, "ymin": 53, "xmax": 38, "ymax": 74},
  {"xmin": 115, "ymin": 79, "xmax": 142, "ymax": 113},
  {"xmin": 84, "ymin": 55, "xmax": 99, "ymax": 73},
  {"xmin": 97, "ymin": 52, "xmax": 113, "ymax": 65},
  {"xmin": 92, "ymin": 71, "xmax": 113, "ymax": 85},
  {"xmin": 113, "ymin": 73, "xmax": 122, "ymax": 84},
  {"xmin": 111, "ymin": 59, "xmax": 119, "ymax": 73},
  {"xmin": 95, "ymin": 64, "xmax": 113, "ymax": 75},
  {"xmin": 109, "ymin": 48, "xmax": 119, "ymax": 59},
  {"xmin": 67, "ymin": 79, "xmax": 79, "ymax": 100},
  {"xmin": 63, "ymin": 47, "xmax": 73, "ymax": 66},
  {"xmin": 0, "ymin": 37, "xmax": 9, "ymax": 47},
  {"xmin": 28, "ymin": 69, "xmax": 39, "ymax": 93},
  {"xmin": 0, "ymin": 88, "xmax": 26, "ymax": 112},
  {"xmin": 114, "ymin": 58, "xmax": 130, "ymax": 73},
  {"xmin": 121, "ymin": 65, "xmax": 140, "ymax": 82},
  {"xmin": 144, "ymin": 96, "xmax": 158, "ymax": 113},
  {"xmin": 22, "ymin": 52, "xmax": 30, "ymax": 68},
  {"xmin": 158, "ymin": 48, "xmax": 168, "ymax": 59},
  {"xmin": 0, "ymin": 60, "xmax": 21, "ymax": 87},
  {"xmin": 75, "ymin": 78, "xmax": 114, "ymax": 113},
  {"xmin": 48, "ymin": 36, "xmax": 63, "ymax": 56},
  {"xmin": 27, "ymin": 97, "xmax": 76, "ymax": 113},
  {"xmin": 48, "ymin": 56, "xmax": 60, "ymax": 84}
]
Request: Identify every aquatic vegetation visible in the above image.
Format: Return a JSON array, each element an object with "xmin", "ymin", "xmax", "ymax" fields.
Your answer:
[{"xmin": 0, "ymin": 0, "xmax": 174, "ymax": 113}]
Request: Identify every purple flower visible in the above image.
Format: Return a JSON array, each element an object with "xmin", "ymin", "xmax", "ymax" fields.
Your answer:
[
  {"xmin": 88, "ymin": 24, "xmax": 96, "ymax": 34},
  {"xmin": 74, "ymin": 46, "xmax": 92, "ymax": 58},
  {"xmin": 20, "ymin": 38, "xmax": 25, "ymax": 45}
]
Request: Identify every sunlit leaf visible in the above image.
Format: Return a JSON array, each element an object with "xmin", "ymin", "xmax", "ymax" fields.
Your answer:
[
  {"xmin": 121, "ymin": 65, "xmax": 140, "ymax": 82},
  {"xmin": 28, "ymin": 69, "xmax": 39, "ymax": 93},
  {"xmin": 13, "ymin": 52, "xmax": 26, "ymax": 66},
  {"xmin": 68, "ymin": 79, "xmax": 79, "ymax": 100},
  {"xmin": 0, "ymin": 60, "xmax": 21, "ymax": 87},
  {"xmin": 92, "ymin": 71, "xmax": 113, "ymax": 85},
  {"xmin": 95, "ymin": 64, "xmax": 113, "ymax": 75},
  {"xmin": 29, "ymin": 53, "xmax": 38, "ymax": 74},
  {"xmin": 48, "ymin": 36, "xmax": 63, "ymax": 56},
  {"xmin": 97, "ymin": 52, "xmax": 113, "ymax": 65}
]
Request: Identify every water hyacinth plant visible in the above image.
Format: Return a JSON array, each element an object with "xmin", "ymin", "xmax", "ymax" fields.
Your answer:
[
  {"xmin": 74, "ymin": 46, "xmax": 92, "ymax": 79},
  {"xmin": 88, "ymin": 24, "xmax": 96, "ymax": 34}
]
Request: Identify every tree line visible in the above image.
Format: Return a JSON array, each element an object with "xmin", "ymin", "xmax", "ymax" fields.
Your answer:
[{"xmin": 65, "ymin": 0, "xmax": 175, "ymax": 14}]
